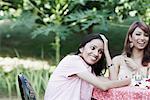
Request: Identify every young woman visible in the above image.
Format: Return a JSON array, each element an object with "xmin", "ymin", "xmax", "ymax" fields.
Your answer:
[
  {"xmin": 44, "ymin": 33, "xmax": 130, "ymax": 100},
  {"xmin": 110, "ymin": 21, "xmax": 150, "ymax": 80}
]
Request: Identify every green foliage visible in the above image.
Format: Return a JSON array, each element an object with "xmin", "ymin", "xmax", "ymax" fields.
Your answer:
[
  {"xmin": 1, "ymin": 0, "xmax": 149, "ymax": 63},
  {"xmin": 114, "ymin": 0, "xmax": 150, "ymax": 24},
  {"xmin": 11, "ymin": 11, "xmax": 39, "ymax": 29},
  {"xmin": 66, "ymin": 9, "xmax": 109, "ymax": 31},
  {"xmin": 31, "ymin": 23, "xmax": 70, "ymax": 40}
]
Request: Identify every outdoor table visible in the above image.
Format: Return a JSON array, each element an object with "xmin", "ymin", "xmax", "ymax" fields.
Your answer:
[{"xmin": 92, "ymin": 86, "xmax": 150, "ymax": 100}]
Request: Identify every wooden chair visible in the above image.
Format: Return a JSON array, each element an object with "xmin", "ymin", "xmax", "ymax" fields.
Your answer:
[{"xmin": 18, "ymin": 74, "xmax": 36, "ymax": 100}]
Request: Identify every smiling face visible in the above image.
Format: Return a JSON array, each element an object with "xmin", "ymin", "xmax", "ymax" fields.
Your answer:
[
  {"xmin": 129, "ymin": 27, "xmax": 149, "ymax": 50},
  {"xmin": 79, "ymin": 39, "xmax": 104, "ymax": 65}
]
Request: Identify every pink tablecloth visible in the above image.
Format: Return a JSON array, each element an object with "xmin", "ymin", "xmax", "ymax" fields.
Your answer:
[{"xmin": 92, "ymin": 86, "xmax": 150, "ymax": 100}]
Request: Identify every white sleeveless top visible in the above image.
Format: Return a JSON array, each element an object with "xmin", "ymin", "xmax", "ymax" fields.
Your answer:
[{"xmin": 117, "ymin": 55, "xmax": 148, "ymax": 80}]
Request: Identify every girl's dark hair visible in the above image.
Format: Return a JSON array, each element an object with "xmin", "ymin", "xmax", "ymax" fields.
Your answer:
[
  {"xmin": 123, "ymin": 21, "xmax": 150, "ymax": 66},
  {"xmin": 75, "ymin": 33, "xmax": 107, "ymax": 76}
]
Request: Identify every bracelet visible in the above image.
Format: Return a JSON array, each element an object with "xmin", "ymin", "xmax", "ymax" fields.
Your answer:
[{"xmin": 108, "ymin": 64, "xmax": 114, "ymax": 68}]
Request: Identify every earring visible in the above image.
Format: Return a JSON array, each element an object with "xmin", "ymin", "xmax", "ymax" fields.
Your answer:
[{"xmin": 130, "ymin": 42, "xmax": 133, "ymax": 48}]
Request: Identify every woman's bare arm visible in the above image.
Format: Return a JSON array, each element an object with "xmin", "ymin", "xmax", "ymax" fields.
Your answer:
[
  {"xmin": 77, "ymin": 71, "xmax": 131, "ymax": 91},
  {"xmin": 100, "ymin": 34, "xmax": 115, "ymax": 80},
  {"xmin": 100, "ymin": 34, "xmax": 113, "ymax": 69},
  {"xmin": 109, "ymin": 56, "xmax": 121, "ymax": 80}
]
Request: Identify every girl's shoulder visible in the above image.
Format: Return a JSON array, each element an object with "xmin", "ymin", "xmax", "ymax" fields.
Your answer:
[
  {"xmin": 113, "ymin": 55, "xmax": 124, "ymax": 61},
  {"xmin": 59, "ymin": 55, "xmax": 89, "ymax": 69},
  {"xmin": 64, "ymin": 55, "xmax": 81, "ymax": 60},
  {"xmin": 112, "ymin": 55, "xmax": 126, "ymax": 64},
  {"xmin": 61, "ymin": 55, "xmax": 83, "ymax": 64}
]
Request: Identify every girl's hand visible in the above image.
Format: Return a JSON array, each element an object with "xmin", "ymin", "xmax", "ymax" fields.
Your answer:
[
  {"xmin": 123, "ymin": 78, "xmax": 131, "ymax": 85},
  {"xmin": 100, "ymin": 34, "xmax": 108, "ymax": 54},
  {"xmin": 123, "ymin": 55, "xmax": 138, "ymax": 71}
]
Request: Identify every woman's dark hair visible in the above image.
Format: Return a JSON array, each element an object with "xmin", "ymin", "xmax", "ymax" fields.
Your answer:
[
  {"xmin": 75, "ymin": 33, "xmax": 107, "ymax": 76},
  {"xmin": 123, "ymin": 21, "xmax": 150, "ymax": 66}
]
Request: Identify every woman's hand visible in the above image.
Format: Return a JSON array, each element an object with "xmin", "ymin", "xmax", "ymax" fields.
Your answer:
[
  {"xmin": 123, "ymin": 55, "xmax": 138, "ymax": 71},
  {"xmin": 100, "ymin": 34, "xmax": 108, "ymax": 53},
  {"xmin": 122, "ymin": 78, "xmax": 131, "ymax": 85}
]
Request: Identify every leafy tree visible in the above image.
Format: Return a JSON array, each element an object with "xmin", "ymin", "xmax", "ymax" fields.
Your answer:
[
  {"xmin": 113, "ymin": 0, "xmax": 150, "ymax": 24},
  {"xmin": 1, "ymin": 0, "xmax": 109, "ymax": 64},
  {"xmin": 0, "ymin": 0, "xmax": 149, "ymax": 64}
]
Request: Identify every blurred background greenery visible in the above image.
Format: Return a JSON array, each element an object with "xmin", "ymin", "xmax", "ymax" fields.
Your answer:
[{"xmin": 0, "ymin": 0, "xmax": 149, "ymax": 100}]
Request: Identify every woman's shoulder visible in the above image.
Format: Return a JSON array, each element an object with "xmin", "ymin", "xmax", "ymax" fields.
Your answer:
[
  {"xmin": 112, "ymin": 54, "xmax": 126, "ymax": 65},
  {"xmin": 113, "ymin": 55, "xmax": 124, "ymax": 61},
  {"xmin": 61, "ymin": 55, "xmax": 82, "ymax": 64},
  {"xmin": 64, "ymin": 55, "xmax": 80, "ymax": 60},
  {"xmin": 59, "ymin": 55, "xmax": 89, "ymax": 68}
]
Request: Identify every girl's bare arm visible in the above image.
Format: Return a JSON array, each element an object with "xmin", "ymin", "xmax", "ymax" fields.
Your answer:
[{"xmin": 77, "ymin": 71, "xmax": 131, "ymax": 91}]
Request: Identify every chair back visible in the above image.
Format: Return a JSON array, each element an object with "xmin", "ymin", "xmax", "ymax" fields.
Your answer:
[{"xmin": 18, "ymin": 74, "xmax": 36, "ymax": 100}]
